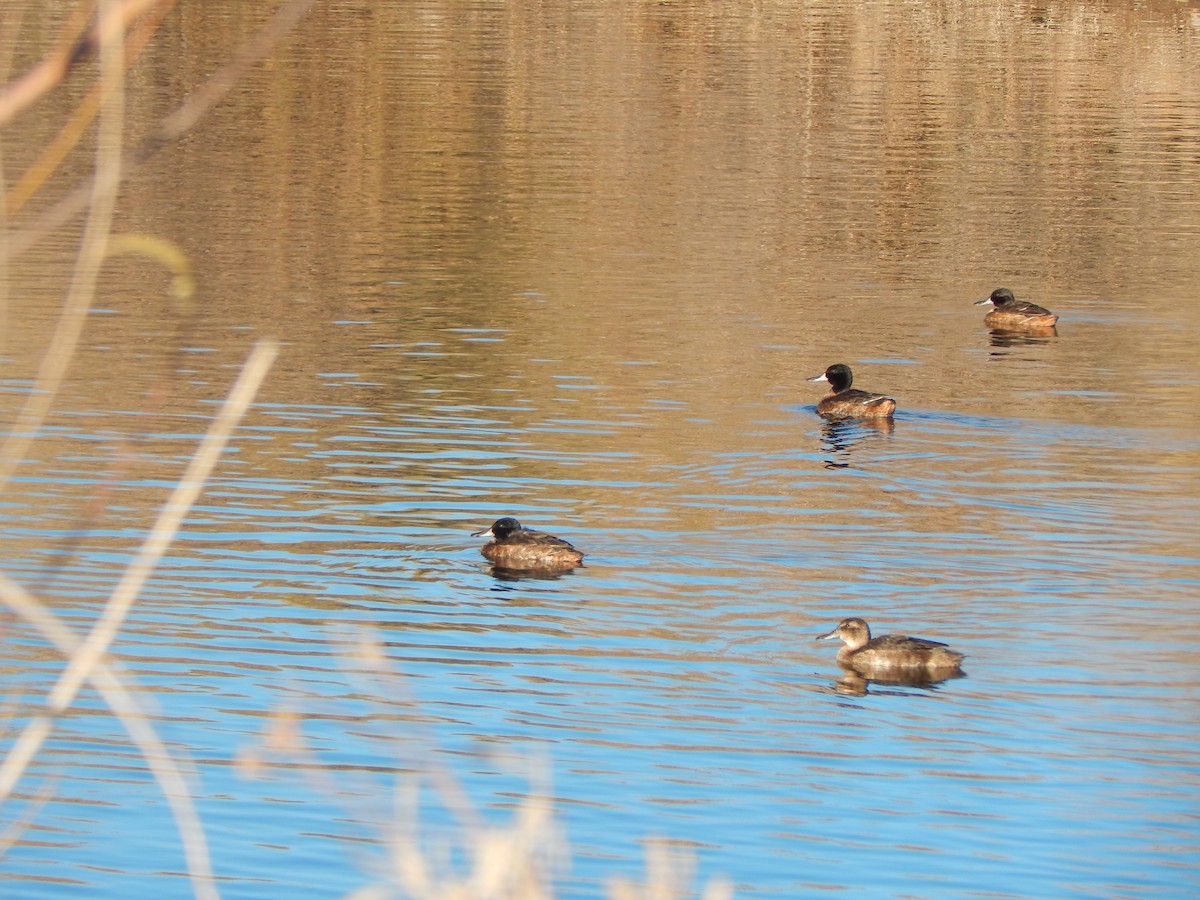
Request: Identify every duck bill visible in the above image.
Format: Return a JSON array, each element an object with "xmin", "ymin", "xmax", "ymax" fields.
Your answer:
[
  {"xmin": 973, "ymin": 297, "xmax": 994, "ymax": 306},
  {"xmin": 815, "ymin": 628, "xmax": 840, "ymax": 641},
  {"xmin": 471, "ymin": 526, "xmax": 496, "ymax": 537},
  {"xmin": 806, "ymin": 373, "xmax": 829, "ymax": 383}
]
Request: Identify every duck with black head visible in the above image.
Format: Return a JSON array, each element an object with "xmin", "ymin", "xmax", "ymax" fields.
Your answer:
[
  {"xmin": 806, "ymin": 364, "xmax": 896, "ymax": 420},
  {"xmin": 974, "ymin": 287, "xmax": 1058, "ymax": 331},
  {"xmin": 471, "ymin": 517, "xmax": 584, "ymax": 571}
]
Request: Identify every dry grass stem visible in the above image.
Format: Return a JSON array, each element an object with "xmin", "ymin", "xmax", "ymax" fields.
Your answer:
[
  {"xmin": 607, "ymin": 840, "xmax": 734, "ymax": 900},
  {"xmin": 245, "ymin": 633, "xmax": 571, "ymax": 900},
  {"xmin": 0, "ymin": 0, "xmax": 128, "ymax": 494},
  {"xmin": 0, "ymin": 338, "xmax": 278, "ymax": 808},
  {"xmin": 156, "ymin": 0, "xmax": 318, "ymax": 141},
  {"xmin": 0, "ymin": 0, "xmax": 172, "ymax": 128},
  {"xmin": 0, "ymin": 573, "xmax": 218, "ymax": 899},
  {"xmin": 5, "ymin": 2, "xmax": 177, "ymax": 218},
  {"xmin": 1, "ymin": 0, "xmax": 319, "ymax": 267}
]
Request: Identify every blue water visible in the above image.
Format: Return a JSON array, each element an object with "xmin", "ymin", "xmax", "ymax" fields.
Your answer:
[{"xmin": 4, "ymin": 379, "xmax": 1198, "ymax": 897}]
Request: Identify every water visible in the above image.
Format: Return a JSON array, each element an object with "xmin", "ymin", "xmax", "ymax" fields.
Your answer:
[{"xmin": 2, "ymin": 1, "xmax": 1199, "ymax": 897}]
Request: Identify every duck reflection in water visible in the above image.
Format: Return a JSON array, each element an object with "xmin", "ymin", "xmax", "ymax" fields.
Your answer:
[
  {"xmin": 472, "ymin": 516, "xmax": 584, "ymax": 575},
  {"xmin": 819, "ymin": 417, "xmax": 894, "ymax": 469},
  {"xmin": 987, "ymin": 328, "xmax": 1058, "ymax": 352},
  {"xmin": 816, "ymin": 617, "xmax": 965, "ymax": 692}
]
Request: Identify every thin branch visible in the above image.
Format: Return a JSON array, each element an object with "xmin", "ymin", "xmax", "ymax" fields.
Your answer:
[
  {"xmin": 5, "ymin": 1, "xmax": 177, "ymax": 218},
  {"xmin": 0, "ymin": 339, "xmax": 279, "ymax": 806},
  {"xmin": 155, "ymin": 0, "xmax": 317, "ymax": 143},
  {"xmin": 0, "ymin": 0, "xmax": 319, "ymax": 265},
  {"xmin": 0, "ymin": 573, "xmax": 219, "ymax": 899},
  {"xmin": 0, "ymin": 0, "xmax": 169, "ymax": 128},
  {"xmin": 0, "ymin": 0, "xmax": 128, "ymax": 494}
]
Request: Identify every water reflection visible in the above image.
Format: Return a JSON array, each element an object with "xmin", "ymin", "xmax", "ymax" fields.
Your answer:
[
  {"xmin": 819, "ymin": 417, "xmax": 895, "ymax": 469},
  {"xmin": 828, "ymin": 667, "xmax": 968, "ymax": 697},
  {"xmin": 484, "ymin": 564, "xmax": 583, "ymax": 583},
  {"xmin": 988, "ymin": 326, "xmax": 1059, "ymax": 350}
]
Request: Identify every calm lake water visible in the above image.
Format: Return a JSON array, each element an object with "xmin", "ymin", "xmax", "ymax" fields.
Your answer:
[{"xmin": 2, "ymin": 1, "xmax": 1200, "ymax": 897}]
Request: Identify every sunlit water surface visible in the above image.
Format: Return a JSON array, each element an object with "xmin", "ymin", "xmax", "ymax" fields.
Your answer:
[{"xmin": 2, "ymin": 1, "xmax": 1199, "ymax": 898}]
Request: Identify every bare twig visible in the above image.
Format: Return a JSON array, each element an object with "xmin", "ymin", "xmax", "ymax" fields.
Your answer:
[
  {"xmin": 247, "ymin": 633, "xmax": 569, "ymax": 900},
  {"xmin": 0, "ymin": 0, "xmax": 128, "ymax": 494},
  {"xmin": 0, "ymin": 0, "xmax": 170, "ymax": 128},
  {"xmin": 0, "ymin": 573, "xmax": 219, "ymax": 899},
  {"xmin": 155, "ymin": 0, "xmax": 317, "ymax": 142},
  {"xmin": 5, "ymin": 1, "xmax": 177, "ymax": 218},
  {"xmin": 0, "ymin": 339, "xmax": 279, "ymax": 806},
  {"xmin": 0, "ymin": 0, "xmax": 319, "ymax": 265}
]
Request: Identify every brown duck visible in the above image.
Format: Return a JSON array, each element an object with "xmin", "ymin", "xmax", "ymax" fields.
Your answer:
[
  {"xmin": 974, "ymin": 287, "xmax": 1058, "ymax": 330},
  {"xmin": 806, "ymin": 364, "xmax": 896, "ymax": 420},
  {"xmin": 472, "ymin": 517, "xmax": 584, "ymax": 571},
  {"xmin": 816, "ymin": 617, "xmax": 965, "ymax": 675}
]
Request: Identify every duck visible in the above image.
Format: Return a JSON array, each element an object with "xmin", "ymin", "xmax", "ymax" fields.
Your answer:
[
  {"xmin": 816, "ymin": 617, "xmax": 964, "ymax": 675},
  {"xmin": 974, "ymin": 287, "xmax": 1058, "ymax": 330},
  {"xmin": 806, "ymin": 364, "xmax": 896, "ymax": 419},
  {"xmin": 471, "ymin": 517, "xmax": 584, "ymax": 571}
]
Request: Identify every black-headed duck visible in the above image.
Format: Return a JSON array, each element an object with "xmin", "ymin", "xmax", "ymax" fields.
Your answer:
[
  {"xmin": 816, "ymin": 617, "xmax": 964, "ymax": 675},
  {"xmin": 974, "ymin": 287, "xmax": 1058, "ymax": 331},
  {"xmin": 471, "ymin": 517, "xmax": 584, "ymax": 571},
  {"xmin": 806, "ymin": 364, "xmax": 896, "ymax": 420}
]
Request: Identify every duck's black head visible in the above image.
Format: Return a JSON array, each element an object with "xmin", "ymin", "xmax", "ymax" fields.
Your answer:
[
  {"xmin": 473, "ymin": 516, "xmax": 523, "ymax": 539},
  {"xmin": 807, "ymin": 363, "xmax": 853, "ymax": 392},
  {"xmin": 976, "ymin": 287, "xmax": 1016, "ymax": 307}
]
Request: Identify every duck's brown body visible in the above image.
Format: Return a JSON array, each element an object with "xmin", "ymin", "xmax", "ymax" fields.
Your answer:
[
  {"xmin": 816, "ymin": 390, "xmax": 897, "ymax": 420},
  {"xmin": 472, "ymin": 517, "xmax": 584, "ymax": 571}
]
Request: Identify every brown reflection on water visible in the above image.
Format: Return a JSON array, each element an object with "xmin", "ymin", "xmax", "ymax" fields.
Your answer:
[
  {"xmin": 0, "ymin": 18, "xmax": 1189, "ymax": 504},
  {"xmin": 987, "ymin": 327, "xmax": 1059, "ymax": 351},
  {"xmin": 2, "ymin": 2, "xmax": 1197, "ymax": 443},
  {"xmin": 827, "ymin": 667, "xmax": 967, "ymax": 697}
]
